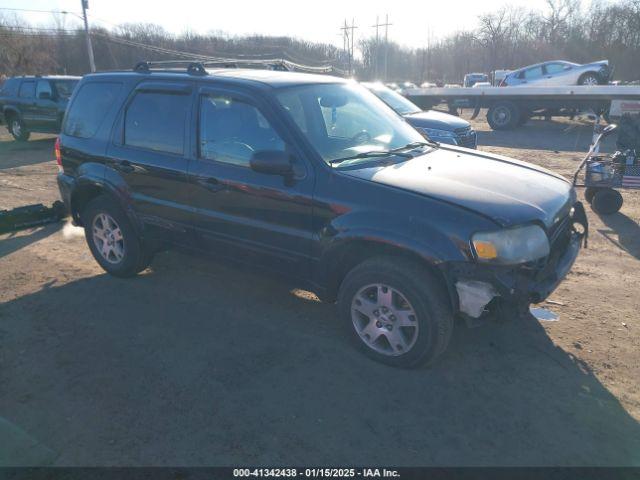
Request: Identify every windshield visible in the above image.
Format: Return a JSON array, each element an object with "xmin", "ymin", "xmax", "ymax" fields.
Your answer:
[
  {"xmin": 366, "ymin": 84, "xmax": 421, "ymax": 115},
  {"xmin": 54, "ymin": 80, "xmax": 79, "ymax": 99},
  {"xmin": 276, "ymin": 82, "xmax": 427, "ymax": 166}
]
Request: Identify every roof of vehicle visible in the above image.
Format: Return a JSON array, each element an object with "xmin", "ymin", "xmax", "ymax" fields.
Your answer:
[
  {"xmin": 84, "ymin": 68, "xmax": 348, "ymax": 89},
  {"xmin": 8, "ymin": 75, "xmax": 81, "ymax": 81},
  {"xmin": 509, "ymin": 60, "xmax": 579, "ymax": 73}
]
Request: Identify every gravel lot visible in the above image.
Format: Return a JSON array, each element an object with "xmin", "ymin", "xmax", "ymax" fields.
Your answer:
[{"xmin": 0, "ymin": 115, "xmax": 639, "ymax": 466}]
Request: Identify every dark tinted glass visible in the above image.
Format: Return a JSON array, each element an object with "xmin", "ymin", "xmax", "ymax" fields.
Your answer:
[
  {"xmin": 199, "ymin": 95, "xmax": 285, "ymax": 167},
  {"xmin": 64, "ymin": 82, "xmax": 122, "ymax": 139},
  {"xmin": 1, "ymin": 78, "xmax": 20, "ymax": 96},
  {"xmin": 18, "ymin": 81, "xmax": 35, "ymax": 98},
  {"xmin": 125, "ymin": 92, "xmax": 190, "ymax": 155},
  {"xmin": 53, "ymin": 80, "xmax": 78, "ymax": 99}
]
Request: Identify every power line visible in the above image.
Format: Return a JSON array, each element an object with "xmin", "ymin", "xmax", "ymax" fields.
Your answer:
[{"xmin": 0, "ymin": 7, "xmax": 81, "ymax": 15}]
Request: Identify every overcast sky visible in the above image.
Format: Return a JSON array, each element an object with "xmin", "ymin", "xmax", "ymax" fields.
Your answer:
[{"xmin": 6, "ymin": 0, "xmax": 584, "ymax": 48}]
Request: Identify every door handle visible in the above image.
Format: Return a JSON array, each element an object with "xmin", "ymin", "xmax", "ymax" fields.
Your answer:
[
  {"xmin": 197, "ymin": 176, "xmax": 226, "ymax": 192},
  {"xmin": 114, "ymin": 160, "xmax": 135, "ymax": 173}
]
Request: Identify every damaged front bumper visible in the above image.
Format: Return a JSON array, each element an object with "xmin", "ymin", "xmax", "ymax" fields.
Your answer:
[{"xmin": 449, "ymin": 202, "xmax": 587, "ymax": 321}]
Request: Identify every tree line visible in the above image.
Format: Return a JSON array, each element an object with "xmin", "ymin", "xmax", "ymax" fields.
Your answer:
[{"xmin": 1, "ymin": 0, "xmax": 640, "ymax": 83}]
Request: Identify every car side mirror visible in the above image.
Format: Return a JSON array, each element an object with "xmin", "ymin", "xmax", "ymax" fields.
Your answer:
[
  {"xmin": 38, "ymin": 91, "xmax": 51, "ymax": 100},
  {"xmin": 602, "ymin": 124, "xmax": 617, "ymax": 136},
  {"xmin": 250, "ymin": 150, "xmax": 294, "ymax": 177}
]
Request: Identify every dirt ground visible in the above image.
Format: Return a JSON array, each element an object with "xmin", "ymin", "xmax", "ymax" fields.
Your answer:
[{"xmin": 0, "ymin": 114, "xmax": 639, "ymax": 466}]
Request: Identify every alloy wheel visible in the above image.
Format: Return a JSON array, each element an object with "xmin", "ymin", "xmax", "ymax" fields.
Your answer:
[
  {"xmin": 351, "ymin": 283, "xmax": 419, "ymax": 356},
  {"xmin": 92, "ymin": 213, "xmax": 125, "ymax": 264},
  {"xmin": 12, "ymin": 120, "xmax": 21, "ymax": 137}
]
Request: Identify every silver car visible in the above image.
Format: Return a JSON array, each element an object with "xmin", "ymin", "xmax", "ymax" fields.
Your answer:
[{"xmin": 501, "ymin": 60, "xmax": 611, "ymax": 86}]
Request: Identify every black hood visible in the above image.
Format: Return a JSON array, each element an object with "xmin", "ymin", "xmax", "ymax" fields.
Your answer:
[
  {"xmin": 404, "ymin": 110, "xmax": 470, "ymax": 131},
  {"xmin": 340, "ymin": 146, "xmax": 575, "ymax": 229}
]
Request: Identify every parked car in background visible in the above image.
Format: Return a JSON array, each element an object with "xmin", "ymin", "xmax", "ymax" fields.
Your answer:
[
  {"xmin": 500, "ymin": 60, "xmax": 611, "ymax": 86},
  {"xmin": 0, "ymin": 75, "xmax": 80, "ymax": 141},
  {"xmin": 56, "ymin": 64, "xmax": 586, "ymax": 367},
  {"xmin": 492, "ymin": 69, "xmax": 511, "ymax": 86},
  {"xmin": 463, "ymin": 73, "xmax": 489, "ymax": 88},
  {"xmin": 363, "ymin": 82, "xmax": 477, "ymax": 148}
]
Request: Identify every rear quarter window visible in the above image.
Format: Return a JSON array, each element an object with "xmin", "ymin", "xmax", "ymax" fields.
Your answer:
[
  {"xmin": 1, "ymin": 78, "xmax": 20, "ymax": 96},
  {"xmin": 64, "ymin": 82, "xmax": 122, "ymax": 139}
]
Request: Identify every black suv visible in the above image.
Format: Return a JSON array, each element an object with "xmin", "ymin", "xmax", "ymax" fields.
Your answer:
[
  {"xmin": 56, "ymin": 62, "xmax": 587, "ymax": 367},
  {"xmin": 0, "ymin": 75, "xmax": 80, "ymax": 141}
]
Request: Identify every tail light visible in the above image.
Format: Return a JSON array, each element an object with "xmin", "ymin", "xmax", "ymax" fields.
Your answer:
[{"xmin": 54, "ymin": 137, "xmax": 62, "ymax": 171}]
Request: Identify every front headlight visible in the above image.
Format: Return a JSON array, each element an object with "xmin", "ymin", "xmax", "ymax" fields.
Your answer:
[
  {"xmin": 418, "ymin": 127, "xmax": 457, "ymax": 139},
  {"xmin": 471, "ymin": 225, "xmax": 550, "ymax": 265}
]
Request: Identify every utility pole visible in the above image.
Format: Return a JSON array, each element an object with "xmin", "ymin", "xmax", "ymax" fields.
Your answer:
[
  {"xmin": 340, "ymin": 19, "xmax": 357, "ymax": 76},
  {"xmin": 373, "ymin": 14, "xmax": 393, "ymax": 82},
  {"xmin": 81, "ymin": 0, "xmax": 96, "ymax": 72},
  {"xmin": 340, "ymin": 20, "xmax": 349, "ymax": 74},
  {"xmin": 350, "ymin": 18, "xmax": 357, "ymax": 77},
  {"xmin": 371, "ymin": 16, "xmax": 380, "ymax": 78}
]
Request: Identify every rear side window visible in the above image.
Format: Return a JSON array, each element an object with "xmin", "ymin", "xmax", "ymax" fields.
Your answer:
[
  {"xmin": 124, "ymin": 91, "xmax": 190, "ymax": 155},
  {"xmin": 64, "ymin": 82, "xmax": 122, "ymax": 139},
  {"xmin": 19, "ymin": 81, "xmax": 35, "ymax": 98},
  {"xmin": 1, "ymin": 78, "xmax": 20, "ymax": 96},
  {"xmin": 53, "ymin": 80, "xmax": 78, "ymax": 99}
]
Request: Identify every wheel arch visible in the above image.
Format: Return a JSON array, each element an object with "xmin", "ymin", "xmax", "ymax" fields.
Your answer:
[
  {"xmin": 70, "ymin": 179, "xmax": 142, "ymax": 235},
  {"xmin": 318, "ymin": 237, "xmax": 456, "ymax": 309},
  {"xmin": 578, "ymin": 71, "xmax": 603, "ymax": 84},
  {"xmin": 2, "ymin": 107, "xmax": 20, "ymax": 122}
]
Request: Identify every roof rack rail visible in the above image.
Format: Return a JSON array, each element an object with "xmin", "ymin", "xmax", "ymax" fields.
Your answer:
[{"xmin": 133, "ymin": 61, "xmax": 208, "ymax": 76}]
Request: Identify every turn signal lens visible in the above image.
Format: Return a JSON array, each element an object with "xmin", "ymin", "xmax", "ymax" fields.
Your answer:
[{"xmin": 473, "ymin": 241, "xmax": 498, "ymax": 260}]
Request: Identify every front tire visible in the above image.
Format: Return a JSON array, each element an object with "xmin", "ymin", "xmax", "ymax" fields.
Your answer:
[
  {"xmin": 9, "ymin": 117, "xmax": 30, "ymax": 141},
  {"xmin": 82, "ymin": 195, "xmax": 153, "ymax": 277},
  {"xmin": 338, "ymin": 257, "xmax": 453, "ymax": 368}
]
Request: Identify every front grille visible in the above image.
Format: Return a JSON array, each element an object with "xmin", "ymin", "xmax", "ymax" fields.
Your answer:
[{"xmin": 454, "ymin": 127, "xmax": 477, "ymax": 148}]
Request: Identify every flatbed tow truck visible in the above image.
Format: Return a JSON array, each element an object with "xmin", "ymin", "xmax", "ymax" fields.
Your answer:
[{"xmin": 404, "ymin": 85, "xmax": 640, "ymax": 130}]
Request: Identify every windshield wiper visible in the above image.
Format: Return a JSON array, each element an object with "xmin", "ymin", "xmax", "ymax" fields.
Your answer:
[
  {"xmin": 329, "ymin": 150, "xmax": 412, "ymax": 166},
  {"xmin": 329, "ymin": 142, "xmax": 432, "ymax": 166},
  {"xmin": 393, "ymin": 141, "xmax": 434, "ymax": 151}
]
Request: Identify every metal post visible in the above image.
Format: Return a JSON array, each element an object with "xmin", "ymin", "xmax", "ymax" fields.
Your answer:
[{"xmin": 81, "ymin": 0, "xmax": 96, "ymax": 72}]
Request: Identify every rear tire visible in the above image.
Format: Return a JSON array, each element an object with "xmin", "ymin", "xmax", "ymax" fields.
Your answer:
[
  {"xmin": 487, "ymin": 101, "xmax": 520, "ymax": 130},
  {"xmin": 337, "ymin": 257, "xmax": 453, "ymax": 368},
  {"xmin": 8, "ymin": 116, "xmax": 30, "ymax": 141},
  {"xmin": 591, "ymin": 188, "xmax": 623, "ymax": 215},
  {"xmin": 82, "ymin": 195, "xmax": 153, "ymax": 277}
]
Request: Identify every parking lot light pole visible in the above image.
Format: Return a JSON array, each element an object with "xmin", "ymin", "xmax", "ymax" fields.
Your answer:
[{"xmin": 81, "ymin": 0, "xmax": 96, "ymax": 72}]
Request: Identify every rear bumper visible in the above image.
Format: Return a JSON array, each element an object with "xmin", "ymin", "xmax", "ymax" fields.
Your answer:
[{"xmin": 57, "ymin": 172, "xmax": 75, "ymax": 215}]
